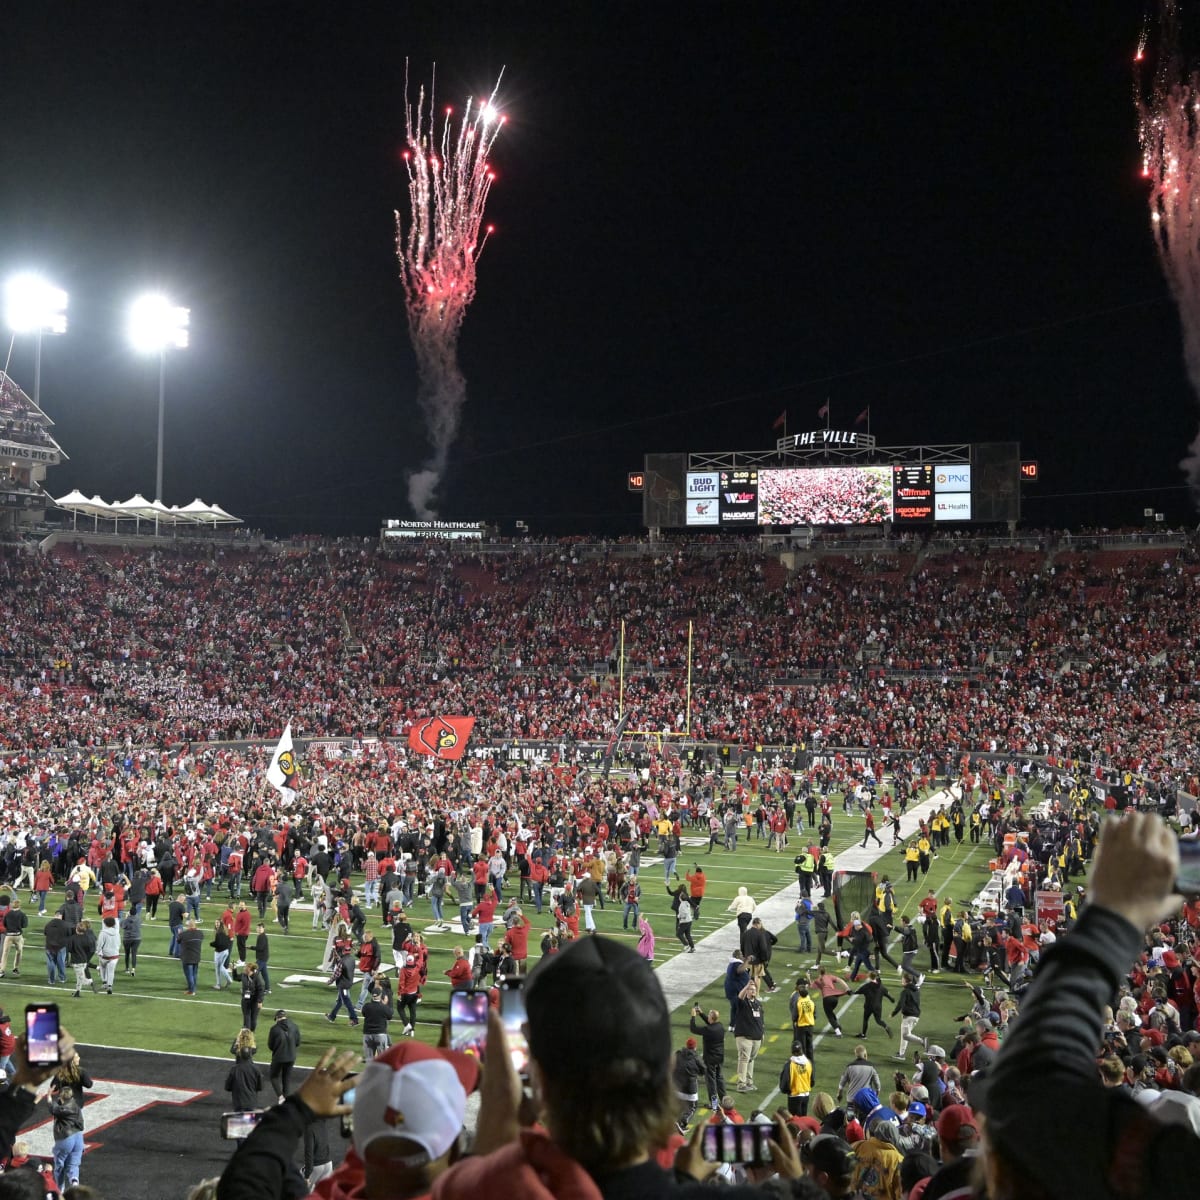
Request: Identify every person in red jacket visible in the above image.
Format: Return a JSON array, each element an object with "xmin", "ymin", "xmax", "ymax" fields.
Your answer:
[
  {"xmin": 445, "ymin": 946, "xmax": 473, "ymax": 991},
  {"xmin": 471, "ymin": 895, "xmax": 497, "ymax": 950},
  {"xmin": 233, "ymin": 902, "xmax": 253, "ymax": 968},
  {"xmin": 505, "ymin": 906, "xmax": 532, "ymax": 973},
  {"xmin": 397, "ymin": 954, "xmax": 422, "ymax": 1036},
  {"xmin": 529, "ymin": 859, "xmax": 549, "ymax": 915},
  {"xmin": 472, "ymin": 858, "xmax": 490, "ymax": 903}
]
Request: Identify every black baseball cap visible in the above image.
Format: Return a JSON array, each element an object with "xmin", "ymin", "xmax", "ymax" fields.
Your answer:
[
  {"xmin": 800, "ymin": 1134, "xmax": 855, "ymax": 1180},
  {"xmin": 526, "ymin": 935, "xmax": 671, "ymax": 1086}
]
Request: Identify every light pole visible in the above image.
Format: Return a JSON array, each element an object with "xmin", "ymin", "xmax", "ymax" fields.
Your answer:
[
  {"xmin": 4, "ymin": 273, "xmax": 68, "ymax": 409},
  {"xmin": 128, "ymin": 292, "xmax": 189, "ymax": 504}
]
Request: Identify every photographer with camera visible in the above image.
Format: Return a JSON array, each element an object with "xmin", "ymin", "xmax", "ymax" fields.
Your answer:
[{"xmin": 689, "ymin": 1004, "xmax": 728, "ymax": 1110}]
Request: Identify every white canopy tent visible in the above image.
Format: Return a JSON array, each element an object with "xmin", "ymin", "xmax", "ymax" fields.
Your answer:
[{"xmin": 54, "ymin": 492, "xmax": 242, "ymax": 533}]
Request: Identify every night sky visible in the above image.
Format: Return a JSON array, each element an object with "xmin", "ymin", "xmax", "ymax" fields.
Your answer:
[{"xmin": 0, "ymin": 3, "xmax": 1193, "ymax": 536}]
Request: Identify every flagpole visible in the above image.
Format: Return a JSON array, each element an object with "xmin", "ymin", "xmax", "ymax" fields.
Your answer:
[{"xmin": 826, "ymin": 401, "xmax": 831, "ymax": 430}]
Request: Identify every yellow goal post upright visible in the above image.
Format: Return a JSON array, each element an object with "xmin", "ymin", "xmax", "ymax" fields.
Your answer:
[{"xmin": 616, "ymin": 618, "xmax": 694, "ymax": 751}]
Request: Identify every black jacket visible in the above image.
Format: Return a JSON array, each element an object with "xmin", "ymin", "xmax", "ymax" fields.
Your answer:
[
  {"xmin": 983, "ymin": 906, "xmax": 1198, "ymax": 1197},
  {"xmin": 43, "ymin": 917, "xmax": 70, "ymax": 953},
  {"xmin": 178, "ymin": 927, "xmax": 203, "ymax": 965},
  {"xmin": 891, "ymin": 982, "xmax": 921, "ymax": 1018},
  {"xmin": 672, "ymin": 1047, "xmax": 702, "ymax": 1093},
  {"xmin": 688, "ymin": 1014, "xmax": 726, "ymax": 1064},
  {"xmin": 732, "ymin": 997, "xmax": 765, "ymax": 1041},
  {"xmin": 225, "ymin": 1054, "xmax": 263, "ymax": 1112},
  {"xmin": 267, "ymin": 1018, "xmax": 301, "ymax": 1065},
  {"xmin": 241, "ymin": 971, "xmax": 266, "ymax": 1007},
  {"xmin": 743, "ymin": 925, "xmax": 777, "ymax": 965},
  {"xmin": 66, "ymin": 928, "xmax": 96, "ymax": 966},
  {"xmin": 361, "ymin": 997, "xmax": 393, "ymax": 1036}
]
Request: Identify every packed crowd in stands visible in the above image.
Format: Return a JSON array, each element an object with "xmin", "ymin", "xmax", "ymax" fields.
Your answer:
[{"xmin": 0, "ymin": 536, "xmax": 1196, "ymax": 798}]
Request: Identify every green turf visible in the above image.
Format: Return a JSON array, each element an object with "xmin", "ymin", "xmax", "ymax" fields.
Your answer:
[{"xmin": 0, "ymin": 789, "xmax": 1021, "ymax": 1096}]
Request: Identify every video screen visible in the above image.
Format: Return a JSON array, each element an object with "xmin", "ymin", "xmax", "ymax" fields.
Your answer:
[{"xmin": 757, "ymin": 466, "xmax": 893, "ymax": 525}]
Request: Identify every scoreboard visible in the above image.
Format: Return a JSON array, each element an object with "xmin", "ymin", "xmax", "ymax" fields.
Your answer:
[{"xmin": 683, "ymin": 462, "xmax": 973, "ymax": 528}]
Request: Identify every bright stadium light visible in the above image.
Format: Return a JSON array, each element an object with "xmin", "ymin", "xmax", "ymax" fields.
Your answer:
[
  {"xmin": 128, "ymin": 291, "xmax": 190, "ymax": 504},
  {"xmin": 4, "ymin": 272, "xmax": 68, "ymax": 409},
  {"xmin": 128, "ymin": 292, "xmax": 189, "ymax": 355}
]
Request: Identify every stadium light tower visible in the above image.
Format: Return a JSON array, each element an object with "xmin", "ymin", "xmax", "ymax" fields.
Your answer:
[
  {"xmin": 4, "ymin": 272, "xmax": 68, "ymax": 410},
  {"xmin": 128, "ymin": 292, "xmax": 189, "ymax": 504}
]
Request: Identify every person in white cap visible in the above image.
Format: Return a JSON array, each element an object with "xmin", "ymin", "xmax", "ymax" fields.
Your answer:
[{"xmin": 216, "ymin": 1041, "xmax": 479, "ymax": 1200}]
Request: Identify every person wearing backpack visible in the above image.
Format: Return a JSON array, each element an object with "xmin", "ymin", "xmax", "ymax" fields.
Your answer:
[{"xmin": 780, "ymin": 1041, "xmax": 813, "ymax": 1116}]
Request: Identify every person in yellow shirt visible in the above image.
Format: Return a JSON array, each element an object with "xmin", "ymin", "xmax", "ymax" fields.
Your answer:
[
  {"xmin": 789, "ymin": 979, "xmax": 816, "ymax": 1060},
  {"xmin": 783, "ymin": 1041, "xmax": 813, "ymax": 1116}
]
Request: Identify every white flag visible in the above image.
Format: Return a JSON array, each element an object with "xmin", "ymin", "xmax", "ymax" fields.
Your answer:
[{"xmin": 267, "ymin": 722, "xmax": 298, "ymax": 796}]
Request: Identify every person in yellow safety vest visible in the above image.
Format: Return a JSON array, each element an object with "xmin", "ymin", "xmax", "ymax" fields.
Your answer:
[
  {"xmin": 970, "ymin": 809, "xmax": 983, "ymax": 843},
  {"xmin": 795, "ymin": 849, "xmax": 816, "ymax": 898},
  {"xmin": 917, "ymin": 835, "xmax": 933, "ymax": 875},
  {"xmin": 820, "ymin": 851, "xmax": 835, "ymax": 895},
  {"xmin": 904, "ymin": 842, "xmax": 921, "ymax": 883},
  {"xmin": 940, "ymin": 899, "xmax": 955, "ymax": 966}
]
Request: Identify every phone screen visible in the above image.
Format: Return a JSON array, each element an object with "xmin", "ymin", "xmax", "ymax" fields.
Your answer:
[
  {"xmin": 701, "ymin": 1122, "xmax": 774, "ymax": 1166},
  {"xmin": 449, "ymin": 990, "xmax": 488, "ymax": 1058},
  {"xmin": 25, "ymin": 1005, "xmax": 61, "ymax": 1067},
  {"xmin": 499, "ymin": 977, "xmax": 529, "ymax": 1075},
  {"xmin": 1178, "ymin": 836, "xmax": 1200, "ymax": 895},
  {"xmin": 221, "ymin": 1111, "xmax": 264, "ymax": 1139},
  {"xmin": 340, "ymin": 1082, "xmax": 357, "ymax": 1138}
]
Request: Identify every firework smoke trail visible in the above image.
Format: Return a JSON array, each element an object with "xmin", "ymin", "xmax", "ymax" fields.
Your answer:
[
  {"xmin": 395, "ymin": 64, "xmax": 505, "ymax": 518},
  {"xmin": 1137, "ymin": 2, "xmax": 1200, "ymax": 492}
]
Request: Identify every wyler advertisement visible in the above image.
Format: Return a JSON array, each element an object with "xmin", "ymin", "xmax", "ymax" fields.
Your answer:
[{"xmin": 719, "ymin": 469, "xmax": 759, "ymax": 524}]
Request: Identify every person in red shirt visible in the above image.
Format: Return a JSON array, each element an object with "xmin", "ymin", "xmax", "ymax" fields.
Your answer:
[
  {"xmin": 529, "ymin": 858, "xmax": 549, "ymax": 915},
  {"xmin": 708, "ymin": 1096, "xmax": 746, "ymax": 1124},
  {"xmin": 233, "ymin": 902, "xmax": 253, "ymax": 967},
  {"xmin": 472, "ymin": 858, "xmax": 490, "ymax": 903},
  {"xmin": 685, "ymin": 866, "xmax": 707, "ymax": 919},
  {"xmin": 397, "ymin": 954, "xmax": 422, "ymax": 1035},
  {"xmin": 445, "ymin": 946, "xmax": 473, "ymax": 991},
  {"xmin": 472, "ymin": 894, "xmax": 497, "ymax": 950},
  {"xmin": 505, "ymin": 905, "xmax": 532, "ymax": 973}
]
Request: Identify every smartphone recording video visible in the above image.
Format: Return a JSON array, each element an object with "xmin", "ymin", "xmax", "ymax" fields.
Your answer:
[
  {"xmin": 499, "ymin": 975, "xmax": 529, "ymax": 1075},
  {"xmin": 701, "ymin": 1121, "xmax": 774, "ymax": 1166},
  {"xmin": 449, "ymin": 989, "xmax": 489, "ymax": 1059},
  {"xmin": 25, "ymin": 1005, "xmax": 61, "ymax": 1067},
  {"xmin": 221, "ymin": 1111, "xmax": 264, "ymax": 1140}
]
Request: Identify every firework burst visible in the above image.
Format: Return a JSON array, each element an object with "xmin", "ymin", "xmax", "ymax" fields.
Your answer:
[
  {"xmin": 396, "ymin": 64, "xmax": 505, "ymax": 517},
  {"xmin": 1136, "ymin": 2, "xmax": 1200, "ymax": 491}
]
